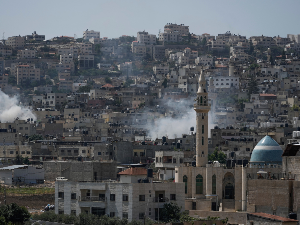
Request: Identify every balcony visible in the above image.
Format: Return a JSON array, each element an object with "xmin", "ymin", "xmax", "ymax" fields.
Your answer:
[
  {"xmin": 81, "ymin": 196, "xmax": 106, "ymax": 202},
  {"xmin": 153, "ymin": 197, "xmax": 169, "ymax": 203}
]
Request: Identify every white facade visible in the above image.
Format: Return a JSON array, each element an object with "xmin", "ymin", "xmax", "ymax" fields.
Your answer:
[
  {"xmin": 83, "ymin": 29, "xmax": 100, "ymax": 40},
  {"xmin": 55, "ymin": 181, "xmax": 185, "ymax": 221},
  {"xmin": 212, "ymin": 76, "xmax": 239, "ymax": 89},
  {"xmin": 18, "ymin": 49, "xmax": 36, "ymax": 59},
  {"xmin": 137, "ymin": 31, "xmax": 156, "ymax": 45}
]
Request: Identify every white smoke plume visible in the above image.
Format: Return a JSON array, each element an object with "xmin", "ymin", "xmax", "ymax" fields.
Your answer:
[
  {"xmin": 0, "ymin": 90, "xmax": 36, "ymax": 123},
  {"xmin": 145, "ymin": 97, "xmax": 216, "ymax": 140},
  {"xmin": 145, "ymin": 98, "xmax": 195, "ymax": 140}
]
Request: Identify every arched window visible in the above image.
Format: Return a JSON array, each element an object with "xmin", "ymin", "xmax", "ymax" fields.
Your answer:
[
  {"xmin": 183, "ymin": 175, "xmax": 188, "ymax": 194},
  {"xmin": 200, "ymin": 96, "xmax": 203, "ymax": 104},
  {"xmin": 212, "ymin": 175, "xmax": 216, "ymax": 194},
  {"xmin": 196, "ymin": 174, "xmax": 203, "ymax": 194},
  {"xmin": 202, "ymin": 137, "xmax": 204, "ymax": 145}
]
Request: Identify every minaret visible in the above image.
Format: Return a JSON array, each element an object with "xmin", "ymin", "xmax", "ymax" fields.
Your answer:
[{"xmin": 194, "ymin": 69, "xmax": 210, "ymax": 167}]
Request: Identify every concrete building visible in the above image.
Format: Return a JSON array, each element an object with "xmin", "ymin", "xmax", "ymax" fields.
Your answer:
[
  {"xmin": 18, "ymin": 49, "xmax": 36, "ymax": 59},
  {"xmin": 78, "ymin": 55, "xmax": 94, "ymax": 68},
  {"xmin": 155, "ymin": 151, "xmax": 184, "ymax": 180},
  {"xmin": 25, "ymin": 31, "xmax": 45, "ymax": 42},
  {"xmin": 164, "ymin": 23, "xmax": 189, "ymax": 35},
  {"xmin": 0, "ymin": 43, "xmax": 12, "ymax": 57},
  {"xmin": 55, "ymin": 179, "xmax": 184, "ymax": 221},
  {"xmin": 6, "ymin": 36, "xmax": 25, "ymax": 49},
  {"xmin": 83, "ymin": 29, "xmax": 100, "ymax": 40},
  {"xmin": 16, "ymin": 64, "xmax": 40, "ymax": 85},
  {"xmin": 44, "ymin": 161, "xmax": 117, "ymax": 181},
  {"xmin": 137, "ymin": 31, "xmax": 156, "ymax": 45}
]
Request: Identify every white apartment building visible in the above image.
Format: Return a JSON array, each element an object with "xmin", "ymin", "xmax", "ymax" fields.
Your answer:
[
  {"xmin": 211, "ymin": 76, "xmax": 239, "ymax": 89},
  {"xmin": 78, "ymin": 43, "xmax": 93, "ymax": 55},
  {"xmin": 25, "ymin": 31, "xmax": 45, "ymax": 42},
  {"xmin": 83, "ymin": 29, "xmax": 100, "ymax": 40},
  {"xmin": 249, "ymin": 36, "xmax": 276, "ymax": 47},
  {"xmin": 6, "ymin": 36, "xmax": 25, "ymax": 49},
  {"xmin": 118, "ymin": 62, "xmax": 133, "ymax": 76},
  {"xmin": 131, "ymin": 41, "xmax": 147, "ymax": 58},
  {"xmin": 164, "ymin": 23, "xmax": 189, "ymax": 35},
  {"xmin": 195, "ymin": 55, "xmax": 213, "ymax": 66},
  {"xmin": 137, "ymin": 31, "xmax": 156, "ymax": 45},
  {"xmin": 78, "ymin": 55, "xmax": 94, "ymax": 68},
  {"xmin": 159, "ymin": 31, "xmax": 182, "ymax": 43},
  {"xmin": 42, "ymin": 93, "xmax": 67, "ymax": 108},
  {"xmin": 287, "ymin": 34, "xmax": 300, "ymax": 43},
  {"xmin": 57, "ymin": 47, "xmax": 79, "ymax": 58},
  {"xmin": 18, "ymin": 49, "xmax": 36, "ymax": 59},
  {"xmin": 153, "ymin": 64, "xmax": 169, "ymax": 75},
  {"xmin": 60, "ymin": 54, "xmax": 73, "ymax": 64},
  {"xmin": 155, "ymin": 151, "xmax": 184, "ymax": 180},
  {"xmin": 55, "ymin": 180, "xmax": 185, "ymax": 221},
  {"xmin": 0, "ymin": 44, "xmax": 12, "ymax": 57},
  {"xmin": 16, "ymin": 64, "xmax": 40, "ymax": 85}
]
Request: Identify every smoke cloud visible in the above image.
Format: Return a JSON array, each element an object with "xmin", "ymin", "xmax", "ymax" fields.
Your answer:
[
  {"xmin": 0, "ymin": 90, "xmax": 36, "ymax": 123},
  {"xmin": 145, "ymin": 97, "xmax": 216, "ymax": 140}
]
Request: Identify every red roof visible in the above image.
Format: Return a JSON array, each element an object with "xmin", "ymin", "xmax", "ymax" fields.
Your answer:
[
  {"xmin": 249, "ymin": 213, "xmax": 298, "ymax": 222},
  {"xmin": 102, "ymin": 83, "xmax": 114, "ymax": 88},
  {"xmin": 118, "ymin": 167, "xmax": 147, "ymax": 176}
]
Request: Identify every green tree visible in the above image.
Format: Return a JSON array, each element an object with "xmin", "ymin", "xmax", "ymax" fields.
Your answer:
[
  {"xmin": 208, "ymin": 148, "xmax": 227, "ymax": 164},
  {"xmin": 201, "ymin": 37, "xmax": 207, "ymax": 46},
  {"xmin": 28, "ymin": 134, "xmax": 43, "ymax": 141},
  {"xmin": 247, "ymin": 76, "xmax": 259, "ymax": 99},
  {"xmin": 159, "ymin": 202, "xmax": 182, "ymax": 222},
  {"xmin": 8, "ymin": 75, "xmax": 17, "ymax": 86},
  {"xmin": 77, "ymin": 85, "xmax": 91, "ymax": 93},
  {"xmin": 95, "ymin": 44, "xmax": 101, "ymax": 54},
  {"xmin": 162, "ymin": 78, "xmax": 168, "ymax": 88},
  {"xmin": 0, "ymin": 203, "xmax": 30, "ymax": 224},
  {"xmin": 105, "ymin": 77, "xmax": 112, "ymax": 84}
]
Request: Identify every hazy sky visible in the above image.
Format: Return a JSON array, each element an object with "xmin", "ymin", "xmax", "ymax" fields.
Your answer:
[{"xmin": 1, "ymin": 0, "xmax": 299, "ymax": 40}]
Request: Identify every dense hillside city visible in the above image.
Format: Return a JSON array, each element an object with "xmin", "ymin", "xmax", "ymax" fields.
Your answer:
[{"xmin": 1, "ymin": 24, "xmax": 300, "ymax": 224}]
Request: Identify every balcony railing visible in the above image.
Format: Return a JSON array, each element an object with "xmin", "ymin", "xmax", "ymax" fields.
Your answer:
[
  {"xmin": 153, "ymin": 197, "xmax": 169, "ymax": 203},
  {"xmin": 81, "ymin": 196, "xmax": 106, "ymax": 202}
]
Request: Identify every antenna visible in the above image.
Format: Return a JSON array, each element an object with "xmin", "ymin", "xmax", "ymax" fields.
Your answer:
[{"xmin": 2, "ymin": 32, "xmax": 4, "ymax": 40}]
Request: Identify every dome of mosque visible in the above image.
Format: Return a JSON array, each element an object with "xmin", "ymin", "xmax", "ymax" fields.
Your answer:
[{"xmin": 250, "ymin": 136, "xmax": 283, "ymax": 166}]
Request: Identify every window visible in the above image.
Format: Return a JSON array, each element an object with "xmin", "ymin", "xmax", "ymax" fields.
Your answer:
[
  {"xmin": 183, "ymin": 175, "xmax": 188, "ymax": 194},
  {"xmin": 10, "ymin": 151, "xmax": 14, "ymax": 154},
  {"xmin": 110, "ymin": 212, "xmax": 115, "ymax": 217},
  {"xmin": 82, "ymin": 150, "xmax": 86, "ymax": 153},
  {"xmin": 71, "ymin": 193, "xmax": 76, "ymax": 199},
  {"xmin": 212, "ymin": 175, "xmax": 216, "ymax": 195},
  {"xmin": 246, "ymin": 148, "xmax": 250, "ymax": 151},
  {"xmin": 123, "ymin": 212, "xmax": 128, "ymax": 219},
  {"xmin": 58, "ymin": 192, "xmax": 64, "ymax": 199},
  {"xmin": 202, "ymin": 125, "xmax": 204, "ymax": 134},
  {"xmin": 71, "ymin": 210, "xmax": 76, "ymax": 215},
  {"xmin": 196, "ymin": 174, "xmax": 203, "ymax": 194},
  {"xmin": 170, "ymin": 194, "xmax": 176, "ymax": 200},
  {"xmin": 173, "ymin": 158, "xmax": 176, "ymax": 163},
  {"xmin": 98, "ymin": 152, "xmax": 101, "ymax": 155},
  {"xmin": 21, "ymin": 151, "xmax": 25, "ymax": 154},
  {"xmin": 139, "ymin": 212, "xmax": 145, "ymax": 219},
  {"xmin": 202, "ymin": 137, "xmax": 204, "ymax": 145},
  {"xmin": 123, "ymin": 194, "xmax": 128, "ymax": 201},
  {"xmin": 139, "ymin": 195, "xmax": 145, "ymax": 201},
  {"xmin": 110, "ymin": 194, "xmax": 115, "ymax": 201}
]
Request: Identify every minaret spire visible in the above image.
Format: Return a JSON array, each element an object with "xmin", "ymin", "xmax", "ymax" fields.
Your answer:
[{"xmin": 194, "ymin": 69, "xmax": 210, "ymax": 167}]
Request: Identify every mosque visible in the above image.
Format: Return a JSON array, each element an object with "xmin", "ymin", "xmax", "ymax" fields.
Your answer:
[{"xmin": 175, "ymin": 71, "xmax": 300, "ymax": 224}]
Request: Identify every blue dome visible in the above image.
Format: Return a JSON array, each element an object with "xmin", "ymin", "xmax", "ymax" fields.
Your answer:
[{"xmin": 250, "ymin": 136, "xmax": 283, "ymax": 166}]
